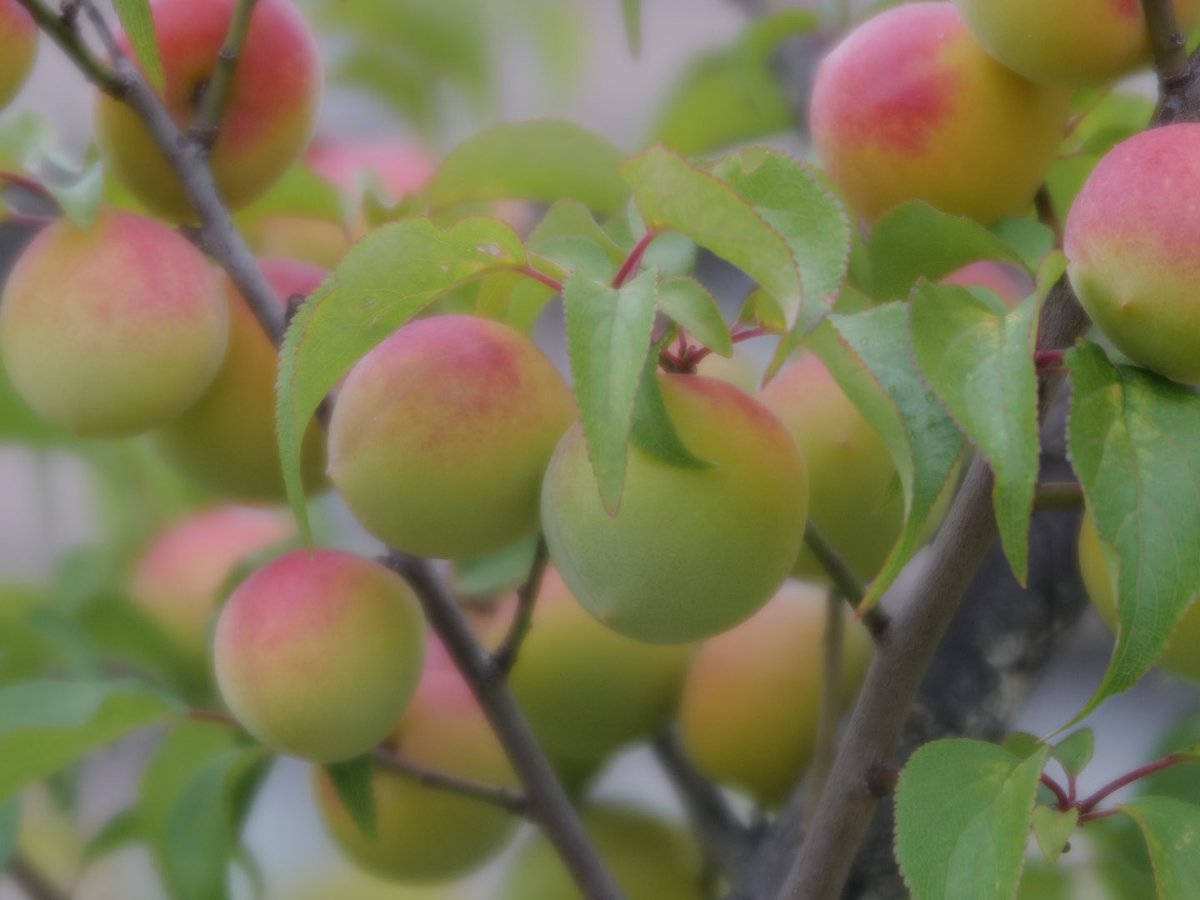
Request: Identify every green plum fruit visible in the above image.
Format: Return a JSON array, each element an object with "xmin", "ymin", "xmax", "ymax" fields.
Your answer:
[
  {"xmin": 214, "ymin": 549, "xmax": 425, "ymax": 763},
  {"xmin": 328, "ymin": 315, "xmax": 575, "ymax": 560},
  {"xmin": 541, "ymin": 373, "xmax": 808, "ymax": 644},
  {"xmin": 0, "ymin": 211, "xmax": 228, "ymax": 437},
  {"xmin": 1065, "ymin": 123, "xmax": 1200, "ymax": 384},
  {"xmin": 155, "ymin": 258, "xmax": 328, "ymax": 500},
  {"xmin": 0, "ymin": 0, "xmax": 37, "ymax": 111},
  {"xmin": 679, "ymin": 581, "xmax": 873, "ymax": 807},
  {"xmin": 94, "ymin": 0, "xmax": 322, "ymax": 221},
  {"xmin": 810, "ymin": 2, "xmax": 1070, "ymax": 223}
]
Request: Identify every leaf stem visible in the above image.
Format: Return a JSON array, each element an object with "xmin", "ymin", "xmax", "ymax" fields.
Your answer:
[
  {"xmin": 517, "ymin": 265, "xmax": 564, "ymax": 295},
  {"xmin": 613, "ymin": 230, "xmax": 658, "ymax": 288},
  {"xmin": 1077, "ymin": 754, "xmax": 1183, "ymax": 814},
  {"xmin": 1041, "ymin": 773, "xmax": 1071, "ymax": 811}
]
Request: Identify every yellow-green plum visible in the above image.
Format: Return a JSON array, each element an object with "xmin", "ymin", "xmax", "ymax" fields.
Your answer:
[
  {"xmin": 130, "ymin": 505, "xmax": 295, "ymax": 675},
  {"xmin": 501, "ymin": 804, "xmax": 705, "ymax": 900},
  {"xmin": 328, "ymin": 315, "xmax": 575, "ymax": 560},
  {"xmin": 94, "ymin": 0, "xmax": 322, "ymax": 222},
  {"xmin": 0, "ymin": 0, "xmax": 37, "ymax": 111},
  {"xmin": 1065, "ymin": 124, "xmax": 1200, "ymax": 385},
  {"xmin": 759, "ymin": 355, "xmax": 901, "ymax": 584},
  {"xmin": 0, "ymin": 211, "xmax": 228, "ymax": 437},
  {"xmin": 679, "ymin": 581, "xmax": 873, "ymax": 807},
  {"xmin": 315, "ymin": 638, "xmax": 519, "ymax": 882},
  {"xmin": 541, "ymin": 374, "xmax": 807, "ymax": 644},
  {"xmin": 1079, "ymin": 515, "xmax": 1200, "ymax": 682},
  {"xmin": 955, "ymin": 0, "xmax": 1200, "ymax": 87},
  {"xmin": 155, "ymin": 258, "xmax": 328, "ymax": 500},
  {"xmin": 504, "ymin": 568, "xmax": 691, "ymax": 778},
  {"xmin": 810, "ymin": 2, "xmax": 1069, "ymax": 223},
  {"xmin": 214, "ymin": 549, "xmax": 425, "ymax": 763},
  {"xmin": 243, "ymin": 216, "xmax": 353, "ymax": 269}
]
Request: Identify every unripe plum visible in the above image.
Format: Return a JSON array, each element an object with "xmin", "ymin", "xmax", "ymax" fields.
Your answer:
[
  {"xmin": 504, "ymin": 568, "xmax": 691, "ymax": 778},
  {"xmin": 0, "ymin": 0, "xmax": 37, "ymax": 111},
  {"xmin": 328, "ymin": 315, "xmax": 575, "ymax": 560},
  {"xmin": 315, "ymin": 638, "xmax": 519, "ymax": 882},
  {"xmin": 0, "ymin": 211, "xmax": 228, "ymax": 437},
  {"xmin": 759, "ymin": 355, "xmax": 901, "ymax": 584},
  {"xmin": 955, "ymin": 0, "xmax": 1200, "ymax": 87},
  {"xmin": 214, "ymin": 549, "xmax": 425, "ymax": 763},
  {"xmin": 679, "ymin": 581, "xmax": 873, "ymax": 807},
  {"xmin": 155, "ymin": 258, "xmax": 328, "ymax": 501},
  {"xmin": 1065, "ymin": 123, "xmax": 1200, "ymax": 385},
  {"xmin": 93, "ymin": 0, "xmax": 322, "ymax": 221},
  {"xmin": 810, "ymin": 2, "xmax": 1069, "ymax": 223},
  {"xmin": 501, "ymin": 803, "xmax": 705, "ymax": 900},
  {"xmin": 1079, "ymin": 515, "xmax": 1200, "ymax": 682},
  {"xmin": 541, "ymin": 374, "xmax": 808, "ymax": 644}
]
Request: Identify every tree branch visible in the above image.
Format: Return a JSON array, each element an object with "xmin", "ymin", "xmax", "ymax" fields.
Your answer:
[
  {"xmin": 6, "ymin": 855, "xmax": 68, "ymax": 900},
  {"xmin": 371, "ymin": 746, "xmax": 531, "ymax": 817},
  {"xmin": 1145, "ymin": 0, "xmax": 1191, "ymax": 85},
  {"xmin": 492, "ymin": 535, "xmax": 550, "ymax": 674},
  {"xmin": 190, "ymin": 0, "xmax": 261, "ymax": 149},
  {"xmin": 12, "ymin": 0, "xmax": 120, "ymax": 94},
  {"xmin": 385, "ymin": 551, "xmax": 622, "ymax": 900},
  {"xmin": 803, "ymin": 589, "xmax": 845, "ymax": 829}
]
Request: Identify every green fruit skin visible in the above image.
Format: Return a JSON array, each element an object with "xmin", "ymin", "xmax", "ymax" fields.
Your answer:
[
  {"xmin": 679, "ymin": 581, "xmax": 873, "ymax": 807},
  {"xmin": 328, "ymin": 314, "xmax": 575, "ymax": 560},
  {"xmin": 315, "ymin": 640, "xmax": 519, "ymax": 882},
  {"xmin": 507, "ymin": 568, "xmax": 692, "ymax": 775},
  {"xmin": 759, "ymin": 355, "xmax": 902, "ymax": 583},
  {"xmin": 213, "ymin": 549, "xmax": 426, "ymax": 763},
  {"xmin": 0, "ymin": 211, "xmax": 228, "ymax": 437},
  {"xmin": 541, "ymin": 374, "xmax": 808, "ymax": 644},
  {"xmin": 1065, "ymin": 123, "xmax": 1200, "ymax": 385},
  {"xmin": 0, "ymin": 0, "xmax": 37, "ymax": 111},
  {"xmin": 501, "ymin": 804, "xmax": 706, "ymax": 900},
  {"xmin": 1079, "ymin": 515, "xmax": 1200, "ymax": 682}
]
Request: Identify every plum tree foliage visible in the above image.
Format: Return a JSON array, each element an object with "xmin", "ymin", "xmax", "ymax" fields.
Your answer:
[{"xmin": 4, "ymin": 0, "xmax": 1200, "ymax": 899}]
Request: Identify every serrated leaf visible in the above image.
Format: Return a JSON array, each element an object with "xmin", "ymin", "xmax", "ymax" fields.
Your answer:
[
  {"xmin": 868, "ymin": 202, "xmax": 1026, "ymax": 300},
  {"xmin": 910, "ymin": 284, "xmax": 1041, "ymax": 583},
  {"xmin": 1032, "ymin": 806, "xmax": 1078, "ymax": 864},
  {"xmin": 277, "ymin": 217, "xmax": 528, "ymax": 539},
  {"xmin": 1121, "ymin": 796, "xmax": 1200, "ymax": 899},
  {"xmin": 564, "ymin": 270, "xmax": 658, "ymax": 513},
  {"xmin": 619, "ymin": 0, "xmax": 641, "ymax": 55},
  {"xmin": 1003, "ymin": 732, "xmax": 1044, "ymax": 760},
  {"xmin": 806, "ymin": 304, "xmax": 965, "ymax": 609},
  {"xmin": 529, "ymin": 200, "xmax": 625, "ymax": 277},
  {"xmin": 896, "ymin": 739, "xmax": 1049, "ymax": 900},
  {"xmin": 323, "ymin": 756, "xmax": 377, "ymax": 838},
  {"xmin": 628, "ymin": 341, "xmax": 712, "ymax": 469},
  {"xmin": 0, "ymin": 680, "xmax": 180, "ymax": 805},
  {"xmin": 426, "ymin": 121, "xmax": 628, "ymax": 215},
  {"xmin": 1053, "ymin": 729, "xmax": 1095, "ymax": 777},
  {"xmin": 623, "ymin": 147, "xmax": 801, "ymax": 321},
  {"xmin": 1067, "ymin": 344, "xmax": 1200, "ymax": 718},
  {"xmin": 113, "ymin": 0, "xmax": 166, "ymax": 92},
  {"xmin": 656, "ymin": 277, "xmax": 731, "ymax": 357},
  {"xmin": 991, "ymin": 218, "xmax": 1055, "ymax": 274}
]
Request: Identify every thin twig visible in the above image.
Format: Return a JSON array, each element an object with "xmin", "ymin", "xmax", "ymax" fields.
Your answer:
[
  {"xmin": 492, "ymin": 536, "xmax": 550, "ymax": 674},
  {"xmin": 372, "ymin": 746, "xmax": 531, "ymax": 816},
  {"xmin": 1041, "ymin": 773, "xmax": 1071, "ymax": 811},
  {"xmin": 6, "ymin": 855, "xmax": 67, "ymax": 900},
  {"xmin": 802, "ymin": 525, "xmax": 888, "ymax": 642},
  {"xmin": 1034, "ymin": 481, "xmax": 1084, "ymax": 511},
  {"xmin": 12, "ymin": 0, "xmax": 120, "ymax": 94},
  {"xmin": 1077, "ymin": 754, "xmax": 1184, "ymax": 813},
  {"xmin": 190, "ymin": 0, "xmax": 260, "ymax": 149},
  {"xmin": 1144, "ymin": 0, "xmax": 1191, "ymax": 85},
  {"xmin": 803, "ymin": 589, "xmax": 845, "ymax": 829}
]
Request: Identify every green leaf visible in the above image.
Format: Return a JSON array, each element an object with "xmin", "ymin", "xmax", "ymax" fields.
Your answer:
[
  {"xmin": 1088, "ymin": 815, "xmax": 1157, "ymax": 900},
  {"xmin": 529, "ymin": 199, "xmax": 625, "ymax": 272},
  {"xmin": 623, "ymin": 147, "xmax": 801, "ymax": 322},
  {"xmin": 896, "ymin": 739, "xmax": 1049, "ymax": 900},
  {"xmin": 83, "ymin": 809, "xmax": 141, "ymax": 863},
  {"xmin": 619, "ymin": 0, "xmax": 641, "ymax": 55},
  {"xmin": 113, "ymin": 0, "xmax": 166, "ymax": 92},
  {"xmin": 1032, "ymin": 806, "xmax": 1078, "ymax": 864},
  {"xmin": 323, "ymin": 756, "xmax": 377, "ymax": 838},
  {"xmin": 1052, "ymin": 729, "xmax": 1095, "ymax": 778},
  {"xmin": 868, "ymin": 202, "xmax": 1026, "ymax": 301},
  {"xmin": 564, "ymin": 270, "xmax": 659, "ymax": 513},
  {"xmin": 656, "ymin": 276, "xmax": 731, "ymax": 357},
  {"xmin": 1121, "ymin": 796, "xmax": 1200, "ymax": 900},
  {"xmin": 426, "ymin": 121, "xmax": 628, "ymax": 216},
  {"xmin": 0, "ymin": 680, "xmax": 180, "ymax": 805},
  {"xmin": 629, "ymin": 340, "xmax": 712, "ymax": 470},
  {"xmin": 1066, "ymin": 344, "xmax": 1200, "ymax": 717},
  {"xmin": 991, "ymin": 219, "xmax": 1055, "ymax": 274},
  {"xmin": 42, "ymin": 160, "xmax": 105, "ymax": 230},
  {"xmin": 276, "ymin": 217, "xmax": 527, "ymax": 539},
  {"xmin": 0, "ymin": 799, "xmax": 16, "ymax": 869},
  {"xmin": 806, "ymin": 304, "xmax": 965, "ymax": 609},
  {"xmin": 1018, "ymin": 861, "xmax": 1072, "ymax": 900},
  {"xmin": 910, "ymin": 284, "xmax": 1041, "ymax": 583}
]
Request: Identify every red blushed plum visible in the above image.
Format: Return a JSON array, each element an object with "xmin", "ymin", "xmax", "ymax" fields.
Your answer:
[
  {"xmin": 941, "ymin": 261, "xmax": 1033, "ymax": 309},
  {"xmin": 315, "ymin": 638, "xmax": 519, "ymax": 882},
  {"xmin": 955, "ymin": 0, "xmax": 1200, "ymax": 87},
  {"xmin": 0, "ymin": 211, "xmax": 228, "ymax": 437},
  {"xmin": 94, "ymin": 0, "xmax": 322, "ymax": 222},
  {"xmin": 328, "ymin": 315, "xmax": 575, "ymax": 560},
  {"xmin": 679, "ymin": 582, "xmax": 873, "ymax": 807},
  {"xmin": 155, "ymin": 258, "xmax": 328, "ymax": 501},
  {"xmin": 541, "ymin": 374, "xmax": 808, "ymax": 644},
  {"xmin": 1065, "ymin": 124, "xmax": 1200, "ymax": 385},
  {"xmin": 0, "ymin": 0, "xmax": 37, "ymax": 111},
  {"xmin": 810, "ymin": 2, "xmax": 1069, "ymax": 224},
  {"xmin": 213, "ymin": 550, "xmax": 426, "ymax": 763},
  {"xmin": 306, "ymin": 136, "xmax": 437, "ymax": 202}
]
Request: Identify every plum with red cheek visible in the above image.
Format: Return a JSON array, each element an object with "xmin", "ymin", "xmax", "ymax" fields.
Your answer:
[{"xmin": 0, "ymin": 0, "xmax": 37, "ymax": 111}]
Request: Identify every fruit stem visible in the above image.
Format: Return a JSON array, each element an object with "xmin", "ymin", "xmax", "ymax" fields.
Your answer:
[
  {"xmin": 190, "ymin": 0, "xmax": 261, "ymax": 150},
  {"xmin": 613, "ymin": 230, "xmax": 658, "ymax": 288},
  {"xmin": 492, "ymin": 535, "xmax": 550, "ymax": 674}
]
